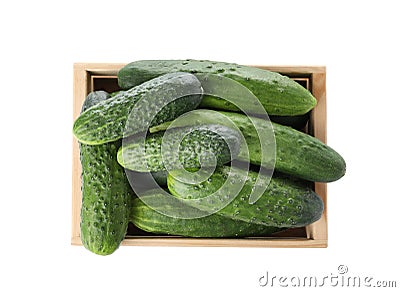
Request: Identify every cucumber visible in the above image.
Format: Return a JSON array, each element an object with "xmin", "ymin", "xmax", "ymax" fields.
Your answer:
[
  {"xmin": 167, "ymin": 166, "xmax": 324, "ymax": 228},
  {"xmin": 131, "ymin": 190, "xmax": 283, "ymax": 237},
  {"xmin": 73, "ymin": 72, "xmax": 203, "ymax": 145},
  {"xmin": 117, "ymin": 124, "xmax": 241, "ymax": 172},
  {"xmin": 221, "ymin": 111, "xmax": 345, "ymax": 182},
  {"xmin": 80, "ymin": 90, "xmax": 110, "ymax": 111},
  {"xmin": 150, "ymin": 110, "xmax": 346, "ymax": 182},
  {"xmin": 79, "ymin": 91, "xmax": 134, "ymax": 256},
  {"xmin": 110, "ymin": 90, "xmax": 122, "ymax": 97},
  {"xmin": 118, "ymin": 59, "xmax": 317, "ymax": 116}
]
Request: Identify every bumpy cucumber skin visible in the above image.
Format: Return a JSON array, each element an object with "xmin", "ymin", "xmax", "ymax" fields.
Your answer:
[
  {"xmin": 117, "ymin": 125, "xmax": 241, "ymax": 172},
  {"xmin": 272, "ymin": 119, "xmax": 346, "ymax": 182},
  {"xmin": 80, "ymin": 141, "xmax": 133, "ymax": 255},
  {"xmin": 131, "ymin": 191, "xmax": 283, "ymax": 237},
  {"xmin": 118, "ymin": 60, "xmax": 316, "ymax": 116},
  {"xmin": 73, "ymin": 72, "xmax": 203, "ymax": 145},
  {"xmin": 149, "ymin": 110, "xmax": 346, "ymax": 182},
  {"xmin": 80, "ymin": 91, "xmax": 109, "ymax": 111},
  {"xmin": 168, "ymin": 166, "xmax": 324, "ymax": 228},
  {"xmin": 79, "ymin": 91, "xmax": 134, "ymax": 256},
  {"xmin": 219, "ymin": 111, "xmax": 346, "ymax": 182}
]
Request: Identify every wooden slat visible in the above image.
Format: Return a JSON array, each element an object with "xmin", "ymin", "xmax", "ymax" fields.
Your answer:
[
  {"xmin": 72, "ymin": 236, "xmax": 327, "ymax": 248},
  {"xmin": 310, "ymin": 72, "xmax": 327, "ymax": 143},
  {"xmin": 71, "ymin": 64, "xmax": 90, "ymax": 245},
  {"xmin": 307, "ymin": 70, "xmax": 328, "ymax": 243},
  {"xmin": 254, "ymin": 65, "xmax": 326, "ymax": 75},
  {"xmin": 119, "ymin": 237, "xmax": 327, "ymax": 248},
  {"xmin": 74, "ymin": 63, "xmax": 125, "ymax": 75}
]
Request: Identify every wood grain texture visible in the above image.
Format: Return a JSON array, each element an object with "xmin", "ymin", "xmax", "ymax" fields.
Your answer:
[
  {"xmin": 255, "ymin": 65, "xmax": 325, "ymax": 75},
  {"xmin": 71, "ymin": 63, "xmax": 328, "ymax": 248},
  {"xmin": 71, "ymin": 64, "xmax": 88, "ymax": 245},
  {"xmin": 122, "ymin": 238, "xmax": 327, "ymax": 248},
  {"xmin": 308, "ymin": 70, "xmax": 328, "ymax": 243}
]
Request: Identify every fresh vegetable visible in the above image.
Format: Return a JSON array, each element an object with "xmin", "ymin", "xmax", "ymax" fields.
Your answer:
[
  {"xmin": 131, "ymin": 190, "xmax": 283, "ymax": 237},
  {"xmin": 79, "ymin": 91, "xmax": 134, "ymax": 256},
  {"xmin": 117, "ymin": 124, "xmax": 241, "ymax": 172},
  {"xmin": 150, "ymin": 110, "xmax": 346, "ymax": 182},
  {"xmin": 73, "ymin": 72, "xmax": 203, "ymax": 145},
  {"xmin": 222, "ymin": 111, "xmax": 346, "ymax": 182},
  {"xmin": 70, "ymin": 60, "xmax": 347, "ymax": 254},
  {"xmin": 117, "ymin": 59, "xmax": 317, "ymax": 116},
  {"xmin": 167, "ymin": 166, "xmax": 324, "ymax": 228}
]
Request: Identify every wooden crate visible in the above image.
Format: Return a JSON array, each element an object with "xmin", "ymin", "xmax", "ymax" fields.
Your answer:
[{"xmin": 72, "ymin": 63, "xmax": 327, "ymax": 248}]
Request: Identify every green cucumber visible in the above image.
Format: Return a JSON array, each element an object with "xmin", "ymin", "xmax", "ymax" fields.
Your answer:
[
  {"xmin": 150, "ymin": 110, "xmax": 346, "ymax": 182},
  {"xmin": 80, "ymin": 90, "xmax": 110, "ymax": 111},
  {"xmin": 131, "ymin": 190, "xmax": 283, "ymax": 237},
  {"xmin": 110, "ymin": 90, "xmax": 122, "ymax": 97},
  {"xmin": 117, "ymin": 124, "xmax": 241, "ymax": 172},
  {"xmin": 79, "ymin": 91, "xmax": 134, "ymax": 256},
  {"xmin": 168, "ymin": 166, "xmax": 324, "ymax": 228},
  {"xmin": 118, "ymin": 59, "xmax": 316, "ymax": 116},
  {"xmin": 73, "ymin": 72, "xmax": 203, "ymax": 145},
  {"xmin": 221, "ymin": 111, "xmax": 345, "ymax": 182}
]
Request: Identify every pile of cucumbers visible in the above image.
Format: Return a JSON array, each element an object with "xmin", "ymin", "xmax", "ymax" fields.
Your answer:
[{"xmin": 73, "ymin": 60, "xmax": 346, "ymax": 255}]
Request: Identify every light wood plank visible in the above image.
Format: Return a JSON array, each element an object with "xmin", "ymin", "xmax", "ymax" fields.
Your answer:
[
  {"xmin": 255, "ymin": 65, "xmax": 326, "ymax": 75},
  {"xmin": 307, "ymin": 70, "xmax": 328, "ymax": 242},
  {"xmin": 119, "ymin": 238, "xmax": 327, "ymax": 248},
  {"xmin": 74, "ymin": 63, "xmax": 125, "ymax": 76},
  {"xmin": 71, "ymin": 64, "xmax": 89, "ymax": 245}
]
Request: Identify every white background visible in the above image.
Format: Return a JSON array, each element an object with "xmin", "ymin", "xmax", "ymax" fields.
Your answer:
[{"xmin": 1, "ymin": 0, "xmax": 399, "ymax": 291}]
